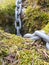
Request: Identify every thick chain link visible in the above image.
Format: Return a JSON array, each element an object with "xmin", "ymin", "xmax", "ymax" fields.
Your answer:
[{"xmin": 15, "ymin": 0, "xmax": 22, "ymax": 36}]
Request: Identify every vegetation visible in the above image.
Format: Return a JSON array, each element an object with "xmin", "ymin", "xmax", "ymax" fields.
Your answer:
[
  {"xmin": 43, "ymin": 22, "xmax": 49, "ymax": 34},
  {"xmin": 0, "ymin": 30, "xmax": 49, "ymax": 65},
  {"xmin": 23, "ymin": 6, "xmax": 49, "ymax": 34},
  {"xmin": 0, "ymin": 0, "xmax": 49, "ymax": 34},
  {"xmin": 0, "ymin": 0, "xmax": 15, "ymax": 33},
  {"xmin": 0, "ymin": 0, "xmax": 49, "ymax": 65}
]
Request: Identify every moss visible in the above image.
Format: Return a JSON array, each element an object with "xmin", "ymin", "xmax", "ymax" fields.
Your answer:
[
  {"xmin": 43, "ymin": 22, "xmax": 49, "ymax": 34},
  {"xmin": 0, "ymin": 60, "xmax": 2, "ymax": 65},
  {"xmin": 0, "ymin": 30, "xmax": 49, "ymax": 65},
  {"xmin": 0, "ymin": 30, "xmax": 24, "ymax": 57},
  {"xmin": 0, "ymin": 0, "xmax": 49, "ymax": 34},
  {"xmin": 37, "ymin": 0, "xmax": 49, "ymax": 7},
  {"xmin": 28, "ymin": 0, "xmax": 49, "ymax": 7},
  {"xmin": 0, "ymin": 0, "xmax": 49, "ymax": 64},
  {"xmin": 0, "ymin": 0, "xmax": 15, "ymax": 33},
  {"xmin": 22, "ymin": 6, "xmax": 49, "ymax": 34}
]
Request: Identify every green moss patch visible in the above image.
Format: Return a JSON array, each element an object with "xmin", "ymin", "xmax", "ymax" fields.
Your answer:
[
  {"xmin": 22, "ymin": 6, "xmax": 49, "ymax": 34},
  {"xmin": 0, "ymin": 30, "xmax": 49, "ymax": 65}
]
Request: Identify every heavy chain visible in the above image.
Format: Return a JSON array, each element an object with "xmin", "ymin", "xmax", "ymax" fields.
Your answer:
[{"xmin": 15, "ymin": 0, "xmax": 22, "ymax": 36}]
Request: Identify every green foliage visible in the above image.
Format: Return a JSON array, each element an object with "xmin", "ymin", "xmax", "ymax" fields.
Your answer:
[
  {"xmin": 0, "ymin": 60, "xmax": 2, "ymax": 65},
  {"xmin": 43, "ymin": 22, "xmax": 49, "ymax": 34},
  {"xmin": 27, "ymin": 0, "xmax": 49, "ymax": 9},
  {"xmin": 0, "ymin": 0, "xmax": 15, "ymax": 33},
  {"xmin": 23, "ymin": 6, "xmax": 49, "ymax": 34},
  {"xmin": 0, "ymin": 30, "xmax": 24, "ymax": 57},
  {"xmin": 0, "ymin": 30, "xmax": 49, "ymax": 65},
  {"xmin": 37, "ymin": 0, "xmax": 49, "ymax": 7},
  {"xmin": 0, "ymin": 0, "xmax": 49, "ymax": 34},
  {"xmin": 0, "ymin": 0, "xmax": 49, "ymax": 65},
  {"xmin": 0, "ymin": 0, "xmax": 15, "ymax": 22}
]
